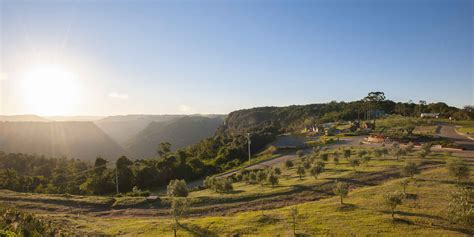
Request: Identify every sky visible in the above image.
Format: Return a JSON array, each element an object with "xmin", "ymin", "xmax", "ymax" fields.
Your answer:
[{"xmin": 0, "ymin": 0, "xmax": 472, "ymax": 116}]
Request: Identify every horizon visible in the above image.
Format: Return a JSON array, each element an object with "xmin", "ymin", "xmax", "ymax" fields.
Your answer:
[{"xmin": 1, "ymin": 0, "xmax": 473, "ymax": 116}]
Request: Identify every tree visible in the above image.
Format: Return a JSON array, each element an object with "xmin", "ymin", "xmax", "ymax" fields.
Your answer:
[
  {"xmin": 310, "ymin": 165, "xmax": 324, "ymax": 179},
  {"xmin": 381, "ymin": 147, "xmax": 389, "ymax": 157},
  {"xmin": 447, "ymin": 187, "xmax": 473, "ymax": 226},
  {"xmin": 399, "ymin": 178, "xmax": 410, "ymax": 195},
  {"xmin": 333, "ymin": 181, "xmax": 349, "ymax": 204},
  {"xmin": 267, "ymin": 171, "xmax": 279, "ymax": 187},
  {"xmin": 357, "ymin": 150, "xmax": 367, "ymax": 158},
  {"xmin": 320, "ymin": 153, "xmax": 329, "ymax": 161},
  {"xmin": 362, "ymin": 155, "xmax": 371, "ymax": 165},
  {"xmin": 289, "ymin": 206, "xmax": 299, "ymax": 236},
  {"xmin": 296, "ymin": 165, "xmax": 306, "ymax": 179},
  {"xmin": 383, "ymin": 191, "xmax": 404, "ymax": 219},
  {"xmin": 273, "ymin": 167, "xmax": 282, "ymax": 176},
  {"xmin": 94, "ymin": 156, "xmax": 107, "ymax": 176},
  {"xmin": 296, "ymin": 150, "xmax": 305, "ymax": 158},
  {"xmin": 421, "ymin": 143, "xmax": 431, "ymax": 155},
  {"xmin": 116, "ymin": 156, "xmax": 134, "ymax": 193},
  {"xmin": 171, "ymin": 197, "xmax": 189, "ymax": 237},
  {"xmin": 400, "ymin": 161, "xmax": 420, "ymax": 179},
  {"xmin": 303, "ymin": 160, "xmax": 312, "ymax": 169},
  {"xmin": 333, "ymin": 156, "xmax": 339, "ymax": 166},
  {"xmin": 167, "ymin": 179, "xmax": 189, "ymax": 197},
  {"xmin": 157, "ymin": 142, "xmax": 172, "ymax": 158},
  {"xmin": 394, "ymin": 148, "xmax": 406, "ymax": 161},
  {"xmin": 256, "ymin": 170, "xmax": 267, "ymax": 186},
  {"xmin": 418, "ymin": 150, "xmax": 428, "ymax": 159},
  {"xmin": 446, "ymin": 159, "xmax": 470, "ymax": 185},
  {"xmin": 343, "ymin": 149, "xmax": 351, "ymax": 159},
  {"xmin": 363, "ymin": 91, "xmax": 386, "ymax": 126},
  {"xmin": 285, "ymin": 160, "xmax": 294, "ymax": 169},
  {"xmin": 349, "ymin": 159, "xmax": 360, "ymax": 171}
]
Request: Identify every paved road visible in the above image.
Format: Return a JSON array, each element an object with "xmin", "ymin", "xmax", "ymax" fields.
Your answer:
[
  {"xmin": 219, "ymin": 135, "xmax": 366, "ymax": 177},
  {"xmin": 437, "ymin": 123, "xmax": 474, "ymax": 151}
]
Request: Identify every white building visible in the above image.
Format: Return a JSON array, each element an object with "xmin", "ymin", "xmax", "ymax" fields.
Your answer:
[{"xmin": 420, "ymin": 113, "xmax": 439, "ymax": 118}]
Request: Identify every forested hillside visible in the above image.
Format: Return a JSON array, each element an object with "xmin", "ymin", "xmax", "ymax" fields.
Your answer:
[
  {"xmin": 0, "ymin": 122, "xmax": 125, "ymax": 161},
  {"xmin": 125, "ymin": 116, "xmax": 225, "ymax": 159},
  {"xmin": 95, "ymin": 114, "xmax": 186, "ymax": 144}
]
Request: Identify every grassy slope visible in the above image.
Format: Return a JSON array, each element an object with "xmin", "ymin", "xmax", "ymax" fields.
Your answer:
[
  {"xmin": 58, "ymin": 167, "xmax": 472, "ymax": 236},
  {"xmin": 454, "ymin": 121, "xmax": 474, "ymax": 138},
  {"xmin": 2, "ymin": 148, "xmax": 471, "ymax": 236}
]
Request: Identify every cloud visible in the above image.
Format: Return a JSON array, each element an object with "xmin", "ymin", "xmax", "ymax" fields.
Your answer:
[
  {"xmin": 0, "ymin": 72, "xmax": 7, "ymax": 81},
  {"xmin": 179, "ymin": 104, "xmax": 192, "ymax": 113},
  {"xmin": 108, "ymin": 92, "xmax": 129, "ymax": 100}
]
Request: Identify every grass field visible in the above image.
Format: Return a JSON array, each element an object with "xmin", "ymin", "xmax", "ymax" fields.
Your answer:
[
  {"xmin": 1, "ymin": 147, "xmax": 472, "ymax": 236},
  {"xmin": 455, "ymin": 120, "xmax": 474, "ymax": 139}
]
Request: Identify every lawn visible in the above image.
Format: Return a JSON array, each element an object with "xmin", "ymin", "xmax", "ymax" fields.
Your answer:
[{"xmin": 454, "ymin": 120, "xmax": 474, "ymax": 138}]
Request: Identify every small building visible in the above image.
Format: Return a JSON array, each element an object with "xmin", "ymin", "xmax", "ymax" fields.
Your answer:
[{"xmin": 421, "ymin": 113, "xmax": 439, "ymax": 118}]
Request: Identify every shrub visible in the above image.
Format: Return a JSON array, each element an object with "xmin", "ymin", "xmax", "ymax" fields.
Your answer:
[
  {"xmin": 357, "ymin": 150, "xmax": 367, "ymax": 158},
  {"xmin": 296, "ymin": 150, "xmax": 305, "ymax": 158},
  {"xmin": 399, "ymin": 178, "xmax": 410, "ymax": 195},
  {"xmin": 167, "ymin": 179, "xmax": 189, "ymax": 197},
  {"xmin": 362, "ymin": 155, "xmax": 371, "ymax": 165},
  {"xmin": 303, "ymin": 161, "xmax": 312, "ymax": 169},
  {"xmin": 205, "ymin": 177, "xmax": 234, "ymax": 193},
  {"xmin": 285, "ymin": 159, "xmax": 294, "ymax": 169},
  {"xmin": 405, "ymin": 142, "xmax": 414, "ymax": 153},
  {"xmin": 316, "ymin": 160, "xmax": 326, "ymax": 168}
]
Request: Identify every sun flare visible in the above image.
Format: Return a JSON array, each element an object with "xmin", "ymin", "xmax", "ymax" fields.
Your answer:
[{"xmin": 21, "ymin": 65, "xmax": 81, "ymax": 116}]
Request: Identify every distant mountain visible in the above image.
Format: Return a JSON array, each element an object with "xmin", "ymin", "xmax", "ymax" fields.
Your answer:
[
  {"xmin": 0, "ymin": 115, "xmax": 50, "ymax": 122},
  {"xmin": 95, "ymin": 115, "xmax": 187, "ymax": 144},
  {"xmin": 47, "ymin": 116, "xmax": 104, "ymax": 121},
  {"xmin": 125, "ymin": 116, "xmax": 225, "ymax": 159},
  {"xmin": 0, "ymin": 122, "xmax": 126, "ymax": 161}
]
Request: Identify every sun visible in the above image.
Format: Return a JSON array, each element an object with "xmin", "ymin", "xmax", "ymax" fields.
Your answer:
[{"xmin": 21, "ymin": 65, "xmax": 81, "ymax": 115}]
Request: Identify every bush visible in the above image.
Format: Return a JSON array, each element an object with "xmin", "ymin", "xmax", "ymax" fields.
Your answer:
[
  {"xmin": 333, "ymin": 181, "xmax": 349, "ymax": 204},
  {"xmin": 205, "ymin": 176, "xmax": 234, "ymax": 193},
  {"xmin": 320, "ymin": 153, "xmax": 329, "ymax": 161},
  {"xmin": 447, "ymin": 188, "xmax": 473, "ymax": 226},
  {"xmin": 126, "ymin": 186, "xmax": 151, "ymax": 197},
  {"xmin": 285, "ymin": 159, "xmax": 294, "ymax": 169},
  {"xmin": 296, "ymin": 165, "xmax": 306, "ymax": 179},
  {"xmin": 349, "ymin": 159, "xmax": 360, "ymax": 171},
  {"xmin": 267, "ymin": 171, "xmax": 279, "ymax": 187},
  {"xmin": 273, "ymin": 167, "xmax": 282, "ymax": 176},
  {"xmin": 296, "ymin": 150, "xmax": 305, "ymax": 158},
  {"xmin": 167, "ymin": 179, "xmax": 189, "ymax": 197},
  {"xmin": 310, "ymin": 165, "xmax": 324, "ymax": 179}
]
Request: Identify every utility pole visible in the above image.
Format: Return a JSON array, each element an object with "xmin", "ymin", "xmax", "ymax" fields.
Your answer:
[
  {"xmin": 247, "ymin": 133, "xmax": 251, "ymax": 162},
  {"xmin": 115, "ymin": 166, "xmax": 119, "ymax": 195}
]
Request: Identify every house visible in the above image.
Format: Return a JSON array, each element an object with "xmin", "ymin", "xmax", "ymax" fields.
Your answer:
[{"xmin": 420, "ymin": 113, "xmax": 439, "ymax": 118}]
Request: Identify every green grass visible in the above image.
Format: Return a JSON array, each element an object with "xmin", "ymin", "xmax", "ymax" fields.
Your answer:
[
  {"xmin": 413, "ymin": 125, "xmax": 439, "ymax": 135},
  {"xmin": 51, "ymin": 166, "xmax": 473, "ymax": 236},
  {"xmin": 2, "ymin": 147, "xmax": 472, "ymax": 236},
  {"xmin": 454, "ymin": 120, "xmax": 474, "ymax": 138}
]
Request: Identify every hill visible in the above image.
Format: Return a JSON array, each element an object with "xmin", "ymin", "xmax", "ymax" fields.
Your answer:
[
  {"xmin": 125, "ymin": 116, "xmax": 225, "ymax": 159},
  {"xmin": 95, "ymin": 115, "xmax": 187, "ymax": 144},
  {"xmin": 0, "ymin": 115, "xmax": 51, "ymax": 122},
  {"xmin": 0, "ymin": 122, "xmax": 126, "ymax": 161}
]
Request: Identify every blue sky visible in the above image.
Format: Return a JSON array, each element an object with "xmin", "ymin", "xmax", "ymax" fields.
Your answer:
[{"xmin": 0, "ymin": 0, "xmax": 472, "ymax": 115}]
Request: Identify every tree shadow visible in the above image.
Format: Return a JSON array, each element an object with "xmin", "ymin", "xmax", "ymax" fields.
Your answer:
[
  {"xmin": 180, "ymin": 223, "xmax": 218, "ymax": 237},
  {"xmin": 336, "ymin": 203, "xmax": 357, "ymax": 212}
]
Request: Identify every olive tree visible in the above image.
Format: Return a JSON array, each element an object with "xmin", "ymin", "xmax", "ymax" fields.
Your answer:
[
  {"xmin": 296, "ymin": 165, "xmax": 306, "ymax": 179},
  {"xmin": 310, "ymin": 165, "xmax": 324, "ymax": 179},
  {"xmin": 167, "ymin": 179, "xmax": 189, "ymax": 198},
  {"xmin": 343, "ymin": 149, "xmax": 351, "ymax": 159},
  {"xmin": 383, "ymin": 191, "xmax": 404, "ymax": 219},
  {"xmin": 267, "ymin": 171, "xmax": 279, "ymax": 187},
  {"xmin": 400, "ymin": 161, "xmax": 420, "ymax": 179},
  {"xmin": 446, "ymin": 159, "xmax": 471, "ymax": 185},
  {"xmin": 289, "ymin": 206, "xmax": 299, "ymax": 236},
  {"xmin": 285, "ymin": 159, "xmax": 294, "ymax": 169},
  {"xmin": 333, "ymin": 181, "xmax": 349, "ymax": 204},
  {"xmin": 447, "ymin": 187, "xmax": 473, "ymax": 226},
  {"xmin": 349, "ymin": 159, "xmax": 360, "ymax": 171},
  {"xmin": 171, "ymin": 197, "xmax": 189, "ymax": 237}
]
